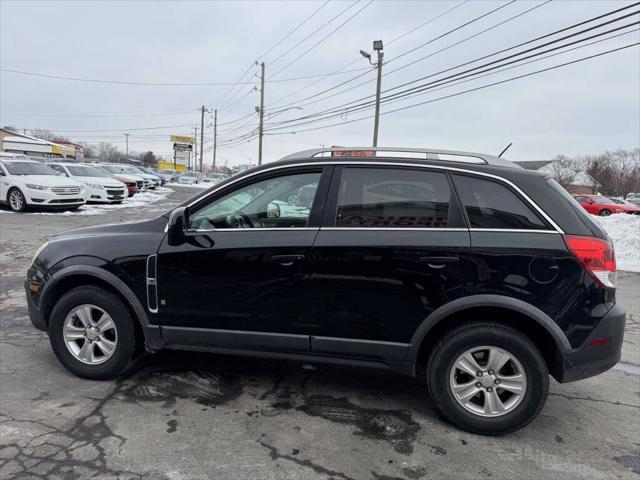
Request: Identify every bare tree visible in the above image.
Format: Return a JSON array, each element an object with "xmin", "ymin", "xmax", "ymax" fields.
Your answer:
[{"xmin": 547, "ymin": 155, "xmax": 578, "ymax": 188}]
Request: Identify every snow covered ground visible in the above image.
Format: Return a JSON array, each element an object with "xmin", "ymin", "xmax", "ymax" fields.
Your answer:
[
  {"xmin": 592, "ymin": 213, "xmax": 640, "ymax": 272},
  {"xmin": 0, "ymin": 187, "xmax": 172, "ymax": 216}
]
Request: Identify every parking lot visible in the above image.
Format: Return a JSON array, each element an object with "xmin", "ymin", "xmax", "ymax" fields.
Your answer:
[{"xmin": 0, "ymin": 184, "xmax": 639, "ymax": 480}]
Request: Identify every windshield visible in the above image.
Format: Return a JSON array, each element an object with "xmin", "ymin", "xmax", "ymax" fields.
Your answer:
[
  {"xmin": 67, "ymin": 165, "xmax": 109, "ymax": 177},
  {"xmin": 3, "ymin": 162, "xmax": 57, "ymax": 176},
  {"xmin": 124, "ymin": 167, "xmax": 142, "ymax": 174},
  {"xmin": 184, "ymin": 172, "xmax": 198, "ymax": 177},
  {"xmin": 102, "ymin": 165, "xmax": 121, "ymax": 174}
]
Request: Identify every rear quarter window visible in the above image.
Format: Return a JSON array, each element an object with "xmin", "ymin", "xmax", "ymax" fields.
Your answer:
[{"xmin": 453, "ymin": 174, "xmax": 549, "ymax": 230}]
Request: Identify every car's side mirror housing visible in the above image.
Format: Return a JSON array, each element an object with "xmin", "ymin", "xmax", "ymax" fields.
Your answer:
[{"xmin": 167, "ymin": 207, "xmax": 188, "ymax": 246}]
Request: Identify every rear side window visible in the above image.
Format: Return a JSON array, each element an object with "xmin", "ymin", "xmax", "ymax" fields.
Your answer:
[
  {"xmin": 336, "ymin": 167, "xmax": 450, "ymax": 228},
  {"xmin": 453, "ymin": 175, "xmax": 549, "ymax": 230}
]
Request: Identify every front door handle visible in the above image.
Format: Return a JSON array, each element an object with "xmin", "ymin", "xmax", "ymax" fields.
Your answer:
[
  {"xmin": 271, "ymin": 254, "xmax": 305, "ymax": 266},
  {"xmin": 419, "ymin": 256, "xmax": 459, "ymax": 269}
]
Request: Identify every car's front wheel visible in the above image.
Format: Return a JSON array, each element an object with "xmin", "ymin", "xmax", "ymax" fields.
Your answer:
[
  {"xmin": 427, "ymin": 322, "xmax": 548, "ymax": 435},
  {"xmin": 49, "ymin": 286, "xmax": 138, "ymax": 379},
  {"xmin": 8, "ymin": 187, "xmax": 27, "ymax": 212}
]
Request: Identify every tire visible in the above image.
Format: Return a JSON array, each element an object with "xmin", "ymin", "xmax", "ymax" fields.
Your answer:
[
  {"xmin": 599, "ymin": 209, "xmax": 611, "ymax": 216},
  {"xmin": 427, "ymin": 322, "xmax": 549, "ymax": 435},
  {"xmin": 48, "ymin": 286, "xmax": 138, "ymax": 380},
  {"xmin": 8, "ymin": 187, "xmax": 27, "ymax": 212}
]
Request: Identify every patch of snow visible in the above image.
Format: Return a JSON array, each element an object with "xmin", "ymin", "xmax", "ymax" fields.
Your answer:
[
  {"xmin": 592, "ymin": 213, "xmax": 640, "ymax": 273},
  {"xmin": 19, "ymin": 187, "xmax": 172, "ymax": 216},
  {"xmin": 170, "ymin": 183, "xmax": 211, "ymax": 190}
]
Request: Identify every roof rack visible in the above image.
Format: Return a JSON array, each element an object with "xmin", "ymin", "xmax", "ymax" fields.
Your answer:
[{"xmin": 280, "ymin": 146, "xmax": 519, "ymax": 169}]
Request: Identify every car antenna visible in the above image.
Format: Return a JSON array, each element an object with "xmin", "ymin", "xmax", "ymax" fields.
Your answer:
[{"xmin": 498, "ymin": 142, "xmax": 513, "ymax": 158}]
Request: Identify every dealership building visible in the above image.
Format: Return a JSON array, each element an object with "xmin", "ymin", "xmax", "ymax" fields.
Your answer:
[{"xmin": 0, "ymin": 128, "xmax": 78, "ymax": 159}]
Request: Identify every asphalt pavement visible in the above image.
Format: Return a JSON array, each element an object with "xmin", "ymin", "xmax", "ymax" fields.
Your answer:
[{"xmin": 1, "ymin": 185, "xmax": 638, "ymax": 480}]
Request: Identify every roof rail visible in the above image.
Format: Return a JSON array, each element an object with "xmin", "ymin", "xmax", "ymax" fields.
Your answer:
[{"xmin": 280, "ymin": 146, "xmax": 518, "ymax": 168}]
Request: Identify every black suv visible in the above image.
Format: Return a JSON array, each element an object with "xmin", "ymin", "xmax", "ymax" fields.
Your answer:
[{"xmin": 25, "ymin": 147, "xmax": 625, "ymax": 434}]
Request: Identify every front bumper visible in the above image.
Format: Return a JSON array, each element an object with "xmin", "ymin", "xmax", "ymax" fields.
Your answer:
[
  {"xmin": 25, "ymin": 188, "xmax": 85, "ymax": 208},
  {"xmin": 25, "ymin": 280, "xmax": 47, "ymax": 332},
  {"xmin": 85, "ymin": 186, "xmax": 127, "ymax": 203},
  {"xmin": 558, "ymin": 302, "xmax": 626, "ymax": 382}
]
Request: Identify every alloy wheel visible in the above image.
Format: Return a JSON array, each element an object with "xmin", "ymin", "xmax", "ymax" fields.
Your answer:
[
  {"xmin": 449, "ymin": 346, "xmax": 527, "ymax": 417},
  {"xmin": 63, "ymin": 304, "xmax": 118, "ymax": 365},
  {"xmin": 9, "ymin": 190, "xmax": 24, "ymax": 211}
]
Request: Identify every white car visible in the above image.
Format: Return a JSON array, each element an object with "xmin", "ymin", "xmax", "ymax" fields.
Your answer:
[
  {"xmin": 101, "ymin": 165, "xmax": 147, "ymax": 191},
  {"xmin": 0, "ymin": 156, "xmax": 85, "ymax": 212},
  {"xmin": 178, "ymin": 171, "xmax": 203, "ymax": 184},
  {"xmin": 117, "ymin": 165, "xmax": 159, "ymax": 189},
  {"xmin": 201, "ymin": 173, "xmax": 230, "ymax": 184},
  {"xmin": 161, "ymin": 169, "xmax": 182, "ymax": 182},
  {"xmin": 48, "ymin": 163, "xmax": 128, "ymax": 204}
]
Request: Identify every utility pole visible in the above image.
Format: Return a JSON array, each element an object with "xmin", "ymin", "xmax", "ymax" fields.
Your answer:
[
  {"xmin": 258, "ymin": 62, "xmax": 265, "ymax": 165},
  {"xmin": 200, "ymin": 105, "xmax": 205, "ymax": 173},
  {"xmin": 212, "ymin": 109, "xmax": 218, "ymax": 172},
  {"xmin": 360, "ymin": 40, "xmax": 384, "ymax": 147},
  {"xmin": 123, "ymin": 133, "xmax": 129, "ymax": 163},
  {"xmin": 372, "ymin": 40, "xmax": 384, "ymax": 147},
  {"xmin": 193, "ymin": 126, "xmax": 198, "ymax": 171}
]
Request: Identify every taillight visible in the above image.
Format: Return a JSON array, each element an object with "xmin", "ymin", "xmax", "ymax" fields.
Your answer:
[{"xmin": 564, "ymin": 235, "xmax": 616, "ymax": 288}]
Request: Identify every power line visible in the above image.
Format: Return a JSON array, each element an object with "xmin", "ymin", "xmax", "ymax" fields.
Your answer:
[
  {"xmin": 261, "ymin": 42, "xmax": 639, "ymax": 136},
  {"xmin": 220, "ymin": 17, "xmax": 639, "ymax": 142},
  {"xmin": 270, "ymin": 0, "xmax": 375, "ymax": 78},
  {"xmin": 260, "ymin": 9, "xmax": 640, "ymax": 130},
  {"xmin": 258, "ymin": 0, "xmax": 331, "ymax": 61},
  {"xmin": 266, "ymin": 0, "xmax": 552, "ymax": 115},
  {"xmin": 268, "ymin": 1, "xmax": 364, "ymax": 67}
]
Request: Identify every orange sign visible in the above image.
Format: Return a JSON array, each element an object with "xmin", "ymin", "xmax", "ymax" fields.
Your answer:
[{"xmin": 331, "ymin": 146, "xmax": 374, "ymax": 157}]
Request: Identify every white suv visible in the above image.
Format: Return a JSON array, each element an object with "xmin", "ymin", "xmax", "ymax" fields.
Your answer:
[
  {"xmin": 48, "ymin": 162, "xmax": 128, "ymax": 204},
  {"xmin": 0, "ymin": 156, "xmax": 85, "ymax": 212}
]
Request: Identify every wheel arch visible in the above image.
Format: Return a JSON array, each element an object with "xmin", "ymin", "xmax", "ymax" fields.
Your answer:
[
  {"xmin": 40, "ymin": 266, "xmax": 163, "ymax": 351},
  {"xmin": 408, "ymin": 295, "xmax": 572, "ymax": 381}
]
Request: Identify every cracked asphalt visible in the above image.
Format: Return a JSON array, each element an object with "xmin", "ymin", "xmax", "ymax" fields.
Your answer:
[{"xmin": 1, "ymin": 185, "xmax": 639, "ymax": 480}]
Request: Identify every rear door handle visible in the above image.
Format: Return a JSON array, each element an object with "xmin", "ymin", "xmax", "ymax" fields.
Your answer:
[
  {"xmin": 419, "ymin": 256, "xmax": 459, "ymax": 269},
  {"xmin": 271, "ymin": 254, "xmax": 305, "ymax": 266}
]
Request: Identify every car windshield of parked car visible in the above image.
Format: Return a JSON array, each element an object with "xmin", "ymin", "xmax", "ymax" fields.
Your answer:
[
  {"xmin": 67, "ymin": 165, "xmax": 109, "ymax": 177},
  {"xmin": 189, "ymin": 171, "xmax": 320, "ymax": 230},
  {"xmin": 101, "ymin": 165, "xmax": 122, "ymax": 174},
  {"xmin": 3, "ymin": 161, "xmax": 57, "ymax": 176},
  {"xmin": 184, "ymin": 172, "xmax": 198, "ymax": 177},
  {"xmin": 593, "ymin": 196, "xmax": 613, "ymax": 204},
  {"xmin": 124, "ymin": 167, "xmax": 142, "ymax": 175}
]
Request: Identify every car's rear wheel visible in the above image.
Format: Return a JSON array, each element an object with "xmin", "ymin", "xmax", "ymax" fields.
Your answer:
[
  {"xmin": 427, "ymin": 322, "xmax": 548, "ymax": 435},
  {"xmin": 599, "ymin": 209, "xmax": 611, "ymax": 216},
  {"xmin": 49, "ymin": 286, "xmax": 137, "ymax": 379},
  {"xmin": 8, "ymin": 187, "xmax": 27, "ymax": 212}
]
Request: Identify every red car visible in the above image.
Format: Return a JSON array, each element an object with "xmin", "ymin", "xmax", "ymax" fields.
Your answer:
[{"xmin": 573, "ymin": 194, "xmax": 640, "ymax": 216}]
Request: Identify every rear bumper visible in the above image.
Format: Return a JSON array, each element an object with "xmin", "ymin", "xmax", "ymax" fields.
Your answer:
[{"xmin": 557, "ymin": 302, "xmax": 626, "ymax": 382}]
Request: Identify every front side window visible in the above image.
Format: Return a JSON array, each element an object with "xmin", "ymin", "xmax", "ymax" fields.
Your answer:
[
  {"xmin": 188, "ymin": 171, "xmax": 321, "ymax": 230},
  {"xmin": 593, "ymin": 196, "xmax": 613, "ymax": 204},
  {"xmin": 453, "ymin": 174, "xmax": 548, "ymax": 230},
  {"xmin": 336, "ymin": 167, "xmax": 451, "ymax": 228}
]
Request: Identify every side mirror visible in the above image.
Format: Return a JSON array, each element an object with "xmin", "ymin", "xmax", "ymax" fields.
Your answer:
[
  {"xmin": 267, "ymin": 202, "xmax": 281, "ymax": 218},
  {"xmin": 167, "ymin": 207, "xmax": 188, "ymax": 246}
]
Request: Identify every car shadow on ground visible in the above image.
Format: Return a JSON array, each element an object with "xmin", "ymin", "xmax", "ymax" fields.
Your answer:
[{"xmin": 115, "ymin": 348, "xmax": 442, "ymax": 452}]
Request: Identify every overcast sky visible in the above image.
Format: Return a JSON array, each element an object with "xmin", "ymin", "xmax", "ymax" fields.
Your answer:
[{"xmin": 1, "ymin": 0, "xmax": 639, "ymax": 167}]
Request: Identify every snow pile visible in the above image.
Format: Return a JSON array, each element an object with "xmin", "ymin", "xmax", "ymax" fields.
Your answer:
[
  {"xmin": 28, "ymin": 187, "xmax": 172, "ymax": 216},
  {"xmin": 592, "ymin": 214, "xmax": 640, "ymax": 272},
  {"xmin": 169, "ymin": 182, "xmax": 211, "ymax": 190}
]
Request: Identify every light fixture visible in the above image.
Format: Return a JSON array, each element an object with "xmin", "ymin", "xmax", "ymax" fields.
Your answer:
[{"xmin": 359, "ymin": 50, "xmax": 371, "ymax": 60}]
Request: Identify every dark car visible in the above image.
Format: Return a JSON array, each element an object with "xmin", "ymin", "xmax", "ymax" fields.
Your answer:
[{"xmin": 25, "ymin": 147, "xmax": 625, "ymax": 435}]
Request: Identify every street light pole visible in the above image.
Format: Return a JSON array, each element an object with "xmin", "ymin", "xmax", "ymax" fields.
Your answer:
[
  {"xmin": 361, "ymin": 40, "xmax": 384, "ymax": 147},
  {"xmin": 258, "ymin": 62, "xmax": 265, "ymax": 166},
  {"xmin": 200, "ymin": 105, "xmax": 205, "ymax": 173}
]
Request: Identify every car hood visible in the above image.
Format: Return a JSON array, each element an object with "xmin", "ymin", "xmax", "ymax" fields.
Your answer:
[
  {"xmin": 14, "ymin": 175, "xmax": 83, "ymax": 187},
  {"xmin": 112, "ymin": 174, "xmax": 139, "ymax": 183},
  {"xmin": 74, "ymin": 176, "xmax": 126, "ymax": 187},
  {"xmin": 51, "ymin": 215, "xmax": 166, "ymax": 240}
]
